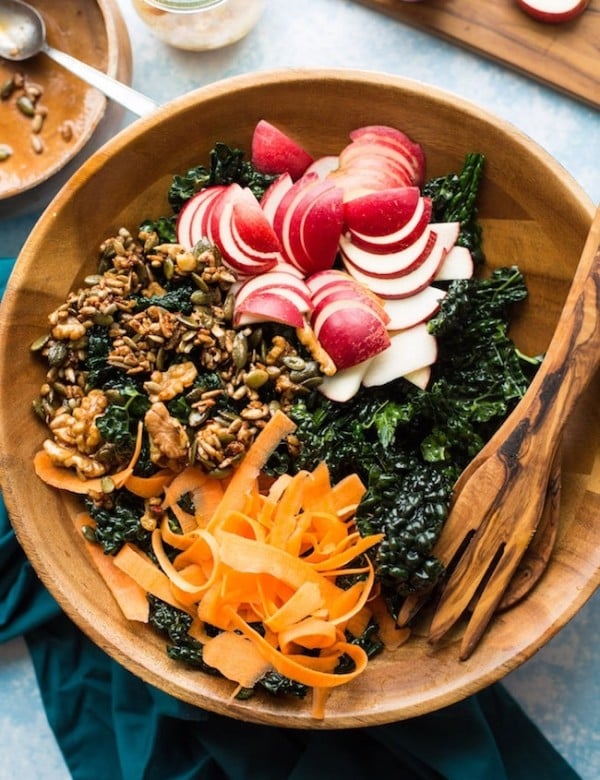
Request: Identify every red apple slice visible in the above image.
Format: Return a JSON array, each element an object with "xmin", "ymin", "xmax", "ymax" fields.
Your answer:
[
  {"xmin": 340, "ymin": 226, "xmax": 437, "ymax": 279},
  {"xmin": 251, "ymin": 119, "xmax": 314, "ymax": 181},
  {"xmin": 362, "ymin": 324, "xmax": 437, "ymax": 388},
  {"xmin": 304, "ymin": 155, "xmax": 340, "ymax": 179},
  {"xmin": 311, "ymin": 285, "xmax": 389, "ymax": 327},
  {"xmin": 338, "ymin": 145, "xmax": 415, "ymax": 187},
  {"xmin": 346, "ymin": 196, "xmax": 432, "ymax": 254},
  {"xmin": 234, "ymin": 287, "xmax": 310, "ymax": 328},
  {"xmin": 305, "ymin": 269, "xmax": 355, "ymax": 296},
  {"xmin": 176, "ymin": 185, "xmax": 226, "ymax": 249},
  {"xmin": 313, "ymin": 299, "xmax": 390, "ymax": 370},
  {"xmin": 296, "ymin": 184, "xmax": 344, "ymax": 275},
  {"xmin": 514, "ymin": 0, "xmax": 589, "ymax": 23},
  {"xmin": 382, "ymin": 286, "xmax": 446, "ymax": 330},
  {"xmin": 260, "ymin": 173, "xmax": 293, "ymax": 225},
  {"xmin": 348, "ymin": 125, "xmax": 426, "ymax": 184},
  {"xmin": 344, "ymin": 187, "xmax": 420, "ymax": 237},
  {"xmin": 234, "ymin": 268, "xmax": 313, "ymax": 310},
  {"xmin": 210, "ymin": 184, "xmax": 280, "ymax": 275},
  {"xmin": 342, "ymin": 223, "xmax": 458, "ymax": 299},
  {"xmin": 434, "ymin": 245, "xmax": 475, "ymax": 281}
]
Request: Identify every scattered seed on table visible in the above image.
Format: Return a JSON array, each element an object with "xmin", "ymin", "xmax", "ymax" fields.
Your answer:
[{"xmin": 31, "ymin": 134, "xmax": 44, "ymax": 154}]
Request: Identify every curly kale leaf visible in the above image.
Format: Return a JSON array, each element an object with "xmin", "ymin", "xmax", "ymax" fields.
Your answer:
[
  {"xmin": 168, "ymin": 142, "xmax": 277, "ymax": 213},
  {"xmin": 148, "ymin": 597, "xmax": 219, "ymax": 672},
  {"xmin": 85, "ymin": 326, "xmax": 116, "ymax": 388},
  {"xmin": 132, "ymin": 279, "xmax": 195, "ymax": 314},
  {"xmin": 424, "ymin": 152, "xmax": 485, "ymax": 263},
  {"xmin": 290, "ymin": 266, "xmax": 539, "ymax": 597},
  {"xmin": 138, "ymin": 216, "xmax": 176, "ymax": 244},
  {"xmin": 85, "ymin": 491, "xmax": 150, "ymax": 555}
]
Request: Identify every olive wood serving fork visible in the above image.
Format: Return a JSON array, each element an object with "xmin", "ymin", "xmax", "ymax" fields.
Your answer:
[{"xmin": 399, "ymin": 205, "xmax": 600, "ymax": 660}]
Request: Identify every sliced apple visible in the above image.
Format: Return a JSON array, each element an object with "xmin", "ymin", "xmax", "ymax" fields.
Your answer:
[
  {"xmin": 340, "ymin": 226, "xmax": 437, "ymax": 279},
  {"xmin": 434, "ymin": 245, "xmax": 475, "ymax": 281},
  {"xmin": 348, "ymin": 125, "xmax": 426, "ymax": 185},
  {"xmin": 312, "ymin": 299, "xmax": 390, "ymax": 370},
  {"xmin": 304, "ymin": 155, "xmax": 340, "ymax": 179},
  {"xmin": 362, "ymin": 324, "xmax": 437, "ymax": 388},
  {"xmin": 345, "ymin": 196, "xmax": 432, "ymax": 254},
  {"xmin": 274, "ymin": 176, "xmax": 344, "ymax": 274},
  {"xmin": 234, "ymin": 268, "xmax": 313, "ymax": 311},
  {"xmin": 344, "ymin": 187, "xmax": 420, "ymax": 237},
  {"xmin": 382, "ymin": 286, "xmax": 446, "ymax": 330},
  {"xmin": 318, "ymin": 358, "xmax": 374, "ymax": 402},
  {"xmin": 260, "ymin": 173, "xmax": 293, "ymax": 225},
  {"xmin": 176, "ymin": 185, "xmax": 226, "ymax": 249},
  {"xmin": 342, "ymin": 223, "xmax": 459, "ymax": 299},
  {"xmin": 514, "ymin": 0, "xmax": 589, "ymax": 23},
  {"xmin": 209, "ymin": 184, "xmax": 280, "ymax": 276},
  {"xmin": 403, "ymin": 366, "xmax": 432, "ymax": 391},
  {"xmin": 251, "ymin": 119, "xmax": 314, "ymax": 181},
  {"xmin": 234, "ymin": 287, "xmax": 311, "ymax": 328}
]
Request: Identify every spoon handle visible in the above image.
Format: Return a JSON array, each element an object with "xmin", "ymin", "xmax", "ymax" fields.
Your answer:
[{"xmin": 42, "ymin": 43, "xmax": 157, "ymax": 118}]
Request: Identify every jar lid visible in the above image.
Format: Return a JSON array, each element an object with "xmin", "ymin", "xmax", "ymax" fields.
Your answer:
[{"xmin": 143, "ymin": 0, "xmax": 226, "ymax": 11}]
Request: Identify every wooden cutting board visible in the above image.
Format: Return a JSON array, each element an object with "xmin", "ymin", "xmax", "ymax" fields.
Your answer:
[{"xmin": 352, "ymin": 0, "xmax": 600, "ymax": 109}]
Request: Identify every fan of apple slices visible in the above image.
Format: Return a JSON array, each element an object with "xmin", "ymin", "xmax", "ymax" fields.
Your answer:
[{"xmin": 176, "ymin": 120, "xmax": 475, "ymax": 402}]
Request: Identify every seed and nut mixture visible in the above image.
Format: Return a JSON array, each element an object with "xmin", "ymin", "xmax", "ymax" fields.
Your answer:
[{"xmin": 32, "ymin": 226, "xmax": 327, "ymax": 483}]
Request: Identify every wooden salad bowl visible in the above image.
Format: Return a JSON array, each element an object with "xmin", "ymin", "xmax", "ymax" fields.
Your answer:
[{"xmin": 0, "ymin": 70, "xmax": 598, "ymax": 728}]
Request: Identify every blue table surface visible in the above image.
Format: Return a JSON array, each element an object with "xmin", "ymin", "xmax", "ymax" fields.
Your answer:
[{"xmin": 1, "ymin": 1, "xmax": 598, "ymax": 778}]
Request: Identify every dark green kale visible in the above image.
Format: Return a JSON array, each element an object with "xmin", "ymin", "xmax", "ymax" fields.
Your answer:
[
  {"xmin": 85, "ymin": 490, "xmax": 150, "ymax": 555},
  {"xmin": 148, "ymin": 598, "xmax": 308, "ymax": 699},
  {"xmin": 85, "ymin": 325, "xmax": 115, "ymax": 388},
  {"xmin": 148, "ymin": 597, "xmax": 218, "ymax": 672},
  {"xmin": 132, "ymin": 279, "xmax": 195, "ymax": 314},
  {"xmin": 290, "ymin": 266, "xmax": 540, "ymax": 598},
  {"xmin": 168, "ymin": 142, "xmax": 277, "ymax": 214},
  {"xmin": 139, "ymin": 215, "xmax": 177, "ymax": 244},
  {"xmin": 424, "ymin": 152, "xmax": 485, "ymax": 263}
]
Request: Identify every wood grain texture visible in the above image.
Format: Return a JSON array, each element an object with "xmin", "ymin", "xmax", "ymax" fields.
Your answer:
[
  {"xmin": 0, "ymin": 70, "xmax": 597, "ymax": 727},
  {"xmin": 352, "ymin": 0, "xmax": 600, "ymax": 108}
]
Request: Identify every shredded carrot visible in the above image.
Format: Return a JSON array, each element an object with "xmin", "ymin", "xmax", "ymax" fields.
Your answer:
[
  {"xmin": 201, "ymin": 630, "xmax": 272, "ymax": 689},
  {"xmin": 125, "ymin": 469, "xmax": 175, "ymax": 498},
  {"xmin": 34, "ymin": 422, "xmax": 144, "ymax": 495},
  {"xmin": 53, "ymin": 411, "xmax": 389, "ymax": 718}
]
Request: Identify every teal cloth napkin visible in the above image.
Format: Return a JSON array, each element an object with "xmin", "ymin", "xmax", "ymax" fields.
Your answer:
[{"xmin": 0, "ymin": 257, "xmax": 582, "ymax": 780}]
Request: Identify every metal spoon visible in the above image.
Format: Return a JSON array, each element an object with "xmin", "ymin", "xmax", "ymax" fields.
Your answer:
[{"xmin": 0, "ymin": 0, "xmax": 157, "ymax": 117}]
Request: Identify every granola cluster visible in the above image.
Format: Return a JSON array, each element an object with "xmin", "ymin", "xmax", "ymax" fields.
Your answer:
[{"xmin": 32, "ymin": 227, "xmax": 323, "ymax": 480}]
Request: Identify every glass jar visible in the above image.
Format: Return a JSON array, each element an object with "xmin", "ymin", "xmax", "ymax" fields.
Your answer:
[{"xmin": 132, "ymin": 0, "xmax": 266, "ymax": 51}]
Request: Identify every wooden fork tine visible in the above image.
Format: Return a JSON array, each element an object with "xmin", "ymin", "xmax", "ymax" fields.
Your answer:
[
  {"xmin": 396, "ymin": 457, "xmax": 504, "ymax": 627},
  {"xmin": 457, "ymin": 535, "xmax": 538, "ymax": 660},
  {"xmin": 428, "ymin": 446, "xmax": 553, "ymax": 651}
]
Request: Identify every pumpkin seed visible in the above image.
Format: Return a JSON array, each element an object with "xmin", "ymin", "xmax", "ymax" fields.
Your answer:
[
  {"xmin": 231, "ymin": 332, "xmax": 249, "ymax": 369},
  {"xmin": 16, "ymin": 95, "xmax": 35, "ymax": 117},
  {"xmin": 0, "ymin": 144, "xmax": 13, "ymax": 162},
  {"xmin": 282, "ymin": 355, "xmax": 306, "ymax": 371},
  {"xmin": 244, "ymin": 368, "xmax": 269, "ymax": 389},
  {"xmin": 47, "ymin": 342, "xmax": 68, "ymax": 366},
  {"xmin": 81, "ymin": 525, "xmax": 98, "ymax": 543},
  {"xmin": 0, "ymin": 79, "xmax": 15, "ymax": 100},
  {"xmin": 290, "ymin": 361, "xmax": 320, "ymax": 384}
]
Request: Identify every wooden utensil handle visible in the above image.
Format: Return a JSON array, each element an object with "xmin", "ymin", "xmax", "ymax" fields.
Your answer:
[{"xmin": 500, "ymin": 207, "xmax": 600, "ymax": 464}]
